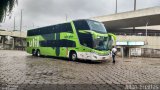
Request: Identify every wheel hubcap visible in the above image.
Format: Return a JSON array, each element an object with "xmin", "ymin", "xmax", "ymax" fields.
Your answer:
[
  {"xmin": 33, "ymin": 51, "xmax": 36, "ymax": 55},
  {"xmin": 37, "ymin": 51, "xmax": 40, "ymax": 56},
  {"xmin": 72, "ymin": 54, "xmax": 76, "ymax": 60}
]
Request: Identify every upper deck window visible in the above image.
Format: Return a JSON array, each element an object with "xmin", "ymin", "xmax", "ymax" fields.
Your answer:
[
  {"xmin": 27, "ymin": 23, "xmax": 72, "ymax": 36},
  {"xmin": 73, "ymin": 20, "xmax": 90, "ymax": 30},
  {"xmin": 87, "ymin": 20, "xmax": 107, "ymax": 33},
  {"xmin": 74, "ymin": 20, "xmax": 107, "ymax": 33}
]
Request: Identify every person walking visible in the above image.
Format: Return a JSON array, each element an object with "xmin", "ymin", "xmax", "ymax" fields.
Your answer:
[{"xmin": 111, "ymin": 46, "xmax": 117, "ymax": 63}]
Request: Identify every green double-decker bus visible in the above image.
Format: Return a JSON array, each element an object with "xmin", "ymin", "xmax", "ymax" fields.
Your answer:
[{"xmin": 26, "ymin": 19, "xmax": 116, "ymax": 61}]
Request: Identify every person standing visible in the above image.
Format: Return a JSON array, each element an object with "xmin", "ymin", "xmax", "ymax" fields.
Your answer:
[{"xmin": 111, "ymin": 46, "xmax": 117, "ymax": 63}]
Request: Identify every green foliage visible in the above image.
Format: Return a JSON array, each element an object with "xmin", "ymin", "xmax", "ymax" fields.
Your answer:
[{"xmin": 0, "ymin": 0, "xmax": 18, "ymax": 22}]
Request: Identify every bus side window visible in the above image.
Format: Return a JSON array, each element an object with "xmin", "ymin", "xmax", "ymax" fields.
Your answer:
[
  {"xmin": 28, "ymin": 22, "xmax": 73, "ymax": 36},
  {"xmin": 66, "ymin": 23, "xmax": 73, "ymax": 33}
]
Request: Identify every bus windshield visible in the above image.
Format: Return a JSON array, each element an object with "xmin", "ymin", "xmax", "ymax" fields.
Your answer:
[
  {"xmin": 87, "ymin": 20, "xmax": 107, "ymax": 33},
  {"xmin": 93, "ymin": 36, "xmax": 113, "ymax": 51}
]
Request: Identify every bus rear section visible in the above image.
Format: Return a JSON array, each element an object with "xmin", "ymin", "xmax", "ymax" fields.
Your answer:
[{"xmin": 26, "ymin": 22, "xmax": 77, "ymax": 58}]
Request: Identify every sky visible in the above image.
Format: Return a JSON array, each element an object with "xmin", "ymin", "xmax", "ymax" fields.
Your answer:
[{"xmin": 0, "ymin": 0, "xmax": 160, "ymax": 31}]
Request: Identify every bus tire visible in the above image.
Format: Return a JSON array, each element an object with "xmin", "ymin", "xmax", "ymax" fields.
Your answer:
[
  {"xmin": 36, "ymin": 50, "xmax": 41, "ymax": 57},
  {"xmin": 32, "ymin": 49, "xmax": 36, "ymax": 56},
  {"xmin": 69, "ymin": 51, "xmax": 77, "ymax": 61}
]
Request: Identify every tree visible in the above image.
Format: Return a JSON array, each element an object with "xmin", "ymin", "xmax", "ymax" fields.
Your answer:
[{"xmin": 0, "ymin": 0, "xmax": 18, "ymax": 22}]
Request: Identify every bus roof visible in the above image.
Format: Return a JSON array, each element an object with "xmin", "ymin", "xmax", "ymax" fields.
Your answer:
[{"xmin": 27, "ymin": 19, "xmax": 100, "ymax": 31}]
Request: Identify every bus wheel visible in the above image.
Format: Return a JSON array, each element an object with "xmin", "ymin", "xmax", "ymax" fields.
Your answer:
[
  {"xmin": 32, "ymin": 49, "xmax": 36, "ymax": 56},
  {"xmin": 36, "ymin": 50, "xmax": 41, "ymax": 57},
  {"xmin": 70, "ymin": 52, "xmax": 77, "ymax": 61}
]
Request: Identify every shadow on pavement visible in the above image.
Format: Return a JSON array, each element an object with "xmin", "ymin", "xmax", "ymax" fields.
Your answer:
[{"xmin": 26, "ymin": 55, "xmax": 109, "ymax": 64}]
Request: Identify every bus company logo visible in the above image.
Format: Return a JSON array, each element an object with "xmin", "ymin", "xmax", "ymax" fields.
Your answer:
[
  {"xmin": 64, "ymin": 34, "xmax": 74, "ymax": 39},
  {"xmin": 29, "ymin": 37, "xmax": 39, "ymax": 47}
]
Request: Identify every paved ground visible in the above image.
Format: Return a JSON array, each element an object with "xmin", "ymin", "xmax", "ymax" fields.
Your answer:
[{"xmin": 0, "ymin": 50, "xmax": 160, "ymax": 90}]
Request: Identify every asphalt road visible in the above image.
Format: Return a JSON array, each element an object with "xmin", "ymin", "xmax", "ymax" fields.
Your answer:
[{"xmin": 0, "ymin": 50, "xmax": 160, "ymax": 90}]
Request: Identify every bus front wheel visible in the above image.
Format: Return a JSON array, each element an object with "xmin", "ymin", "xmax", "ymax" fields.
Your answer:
[{"xmin": 69, "ymin": 51, "xmax": 77, "ymax": 61}]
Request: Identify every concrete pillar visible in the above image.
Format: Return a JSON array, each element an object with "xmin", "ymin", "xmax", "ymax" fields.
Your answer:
[
  {"xmin": 12, "ymin": 37, "xmax": 15, "ymax": 50},
  {"xmin": 121, "ymin": 47, "xmax": 124, "ymax": 59},
  {"xmin": 1, "ymin": 36, "xmax": 5, "ymax": 49},
  {"xmin": 22, "ymin": 38, "xmax": 26, "ymax": 50},
  {"xmin": 129, "ymin": 48, "xmax": 131, "ymax": 58}
]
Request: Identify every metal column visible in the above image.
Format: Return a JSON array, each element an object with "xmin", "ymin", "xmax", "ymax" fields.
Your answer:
[
  {"xmin": 121, "ymin": 47, "xmax": 124, "ymax": 59},
  {"xmin": 2, "ymin": 36, "xmax": 5, "ymax": 49},
  {"xmin": 12, "ymin": 37, "xmax": 15, "ymax": 50}
]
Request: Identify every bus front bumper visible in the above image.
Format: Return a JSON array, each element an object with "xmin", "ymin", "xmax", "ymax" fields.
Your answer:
[{"xmin": 77, "ymin": 52, "xmax": 111, "ymax": 61}]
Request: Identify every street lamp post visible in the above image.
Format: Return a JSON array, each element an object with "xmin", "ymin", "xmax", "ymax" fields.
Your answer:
[
  {"xmin": 145, "ymin": 21, "xmax": 149, "ymax": 46},
  {"xmin": 133, "ymin": 0, "xmax": 137, "ymax": 35},
  {"xmin": 12, "ymin": 16, "xmax": 16, "ymax": 50},
  {"xmin": 20, "ymin": 9, "xmax": 23, "ymax": 48},
  {"xmin": 65, "ymin": 14, "xmax": 68, "ymax": 21},
  {"xmin": 134, "ymin": 0, "xmax": 136, "ymax": 11},
  {"xmin": 20, "ymin": 9, "xmax": 23, "ymax": 33},
  {"xmin": 115, "ymin": 0, "xmax": 118, "ymax": 13},
  {"xmin": 145, "ymin": 22, "xmax": 149, "ymax": 57}
]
